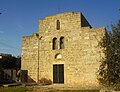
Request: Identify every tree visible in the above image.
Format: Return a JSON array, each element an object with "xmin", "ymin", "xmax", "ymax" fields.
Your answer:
[
  {"xmin": 98, "ymin": 20, "xmax": 120, "ymax": 90},
  {"xmin": 15, "ymin": 56, "xmax": 21, "ymax": 70},
  {"xmin": 0, "ymin": 54, "xmax": 21, "ymax": 70}
]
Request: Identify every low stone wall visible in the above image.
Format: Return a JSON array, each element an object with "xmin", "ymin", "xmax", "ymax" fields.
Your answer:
[{"xmin": 0, "ymin": 69, "xmax": 16, "ymax": 83}]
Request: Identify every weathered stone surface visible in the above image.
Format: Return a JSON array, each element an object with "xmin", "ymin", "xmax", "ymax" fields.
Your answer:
[{"xmin": 22, "ymin": 12, "xmax": 105, "ymax": 88}]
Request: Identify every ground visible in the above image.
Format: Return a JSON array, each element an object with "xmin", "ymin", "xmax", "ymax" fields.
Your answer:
[{"xmin": 0, "ymin": 85, "xmax": 99, "ymax": 92}]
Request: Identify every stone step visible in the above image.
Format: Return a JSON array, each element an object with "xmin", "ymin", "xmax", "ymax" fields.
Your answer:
[{"xmin": 3, "ymin": 83, "xmax": 21, "ymax": 87}]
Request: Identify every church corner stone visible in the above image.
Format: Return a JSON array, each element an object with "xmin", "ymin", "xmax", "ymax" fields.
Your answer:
[{"xmin": 21, "ymin": 12, "xmax": 106, "ymax": 88}]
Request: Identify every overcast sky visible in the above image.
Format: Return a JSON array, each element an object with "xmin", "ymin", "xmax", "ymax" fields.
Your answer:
[{"xmin": 0, "ymin": 0, "xmax": 120, "ymax": 56}]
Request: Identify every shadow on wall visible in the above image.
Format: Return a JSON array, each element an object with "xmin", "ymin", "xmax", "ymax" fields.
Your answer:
[
  {"xmin": 20, "ymin": 70, "xmax": 52, "ymax": 84},
  {"xmin": 0, "ymin": 69, "xmax": 36, "ymax": 84},
  {"xmin": 20, "ymin": 70, "xmax": 36, "ymax": 83}
]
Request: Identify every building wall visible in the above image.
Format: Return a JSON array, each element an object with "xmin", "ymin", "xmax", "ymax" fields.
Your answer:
[
  {"xmin": 22, "ymin": 12, "xmax": 105, "ymax": 88},
  {"xmin": 22, "ymin": 35, "xmax": 39, "ymax": 82}
]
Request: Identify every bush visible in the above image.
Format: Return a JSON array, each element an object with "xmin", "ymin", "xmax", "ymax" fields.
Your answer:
[
  {"xmin": 113, "ymin": 83, "xmax": 120, "ymax": 91},
  {"xmin": 39, "ymin": 78, "xmax": 52, "ymax": 85}
]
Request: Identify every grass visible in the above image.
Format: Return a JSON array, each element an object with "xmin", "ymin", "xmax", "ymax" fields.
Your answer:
[
  {"xmin": 47, "ymin": 90, "xmax": 99, "ymax": 92},
  {"xmin": 60, "ymin": 90, "xmax": 99, "ymax": 92},
  {"xmin": 48, "ymin": 90, "xmax": 99, "ymax": 92},
  {"xmin": 0, "ymin": 86, "xmax": 33, "ymax": 92},
  {"xmin": 0, "ymin": 86, "xmax": 99, "ymax": 92}
]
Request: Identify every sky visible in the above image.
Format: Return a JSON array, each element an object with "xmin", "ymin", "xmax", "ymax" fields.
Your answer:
[{"xmin": 0, "ymin": 0, "xmax": 120, "ymax": 56}]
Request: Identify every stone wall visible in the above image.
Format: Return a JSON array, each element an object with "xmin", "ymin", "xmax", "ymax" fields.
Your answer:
[
  {"xmin": 22, "ymin": 12, "xmax": 105, "ymax": 88},
  {"xmin": 22, "ymin": 34, "xmax": 39, "ymax": 82},
  {"xmin": 0, "ymin": 69, "xmax": 16, "ymax": 83}
]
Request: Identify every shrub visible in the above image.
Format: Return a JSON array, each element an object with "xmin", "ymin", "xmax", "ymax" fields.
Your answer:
[{"xmin": 113, "ymin": 83, "xmax": 120, "ymax": 91}]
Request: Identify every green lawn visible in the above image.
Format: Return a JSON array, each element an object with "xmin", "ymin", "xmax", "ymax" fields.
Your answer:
[
  {"xmin": 0, "ymin": 86, "xmax": 33, "ymax": 92},
  {"xmin": 0, "ymin": 86, "xmax": 99, "ymax": 92},
  {"xmin": 48, "ymin": 90, "xmax": 99, "ymax": 92},
  {"xmin": 62, "ymin": 90, "xmax": 99, "ymax": 92}
]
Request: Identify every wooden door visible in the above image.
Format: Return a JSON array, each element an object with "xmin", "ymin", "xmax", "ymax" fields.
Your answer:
[{"xmin": 53, "ymin": 64, "xmax": 64, "ymax": 83}]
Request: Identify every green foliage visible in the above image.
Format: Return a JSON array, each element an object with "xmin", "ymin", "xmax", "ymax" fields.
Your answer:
[
  {"xmin": 0, "ymin": 55, "xmax": 21, "ymax": 70},
  {"xmin": 98, "ymin": 20, "xmax": 120, "ymax": 88},
  {"xmin": 16, "ymin": 56, "xmax": 21, "ymax": 70}
]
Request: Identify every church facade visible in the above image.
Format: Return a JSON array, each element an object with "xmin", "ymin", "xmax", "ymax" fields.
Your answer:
[{"xmin": 22, "ymin": 12, "xmax": 105, "ymax": 88}]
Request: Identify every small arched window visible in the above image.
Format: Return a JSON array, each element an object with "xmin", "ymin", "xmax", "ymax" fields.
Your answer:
[
  {"xmin": 55, "ymin": 53, "xmax": 62, "ymax": 59},
  {"xmin": 56, "ymin": 20, "xmax": 60, "ymax": 30},
  {"xmin": 53, "ymin": 38, "xmax": 58, "ymax": 50},
  {"xmin": 60, "ymin": 37, "xmax": 64, "ymax": 49}
]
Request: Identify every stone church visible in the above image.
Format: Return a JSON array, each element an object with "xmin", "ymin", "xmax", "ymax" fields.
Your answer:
[{"xmin": 22, "ymin": 12, "xmax": 105, "ymax": 88}]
